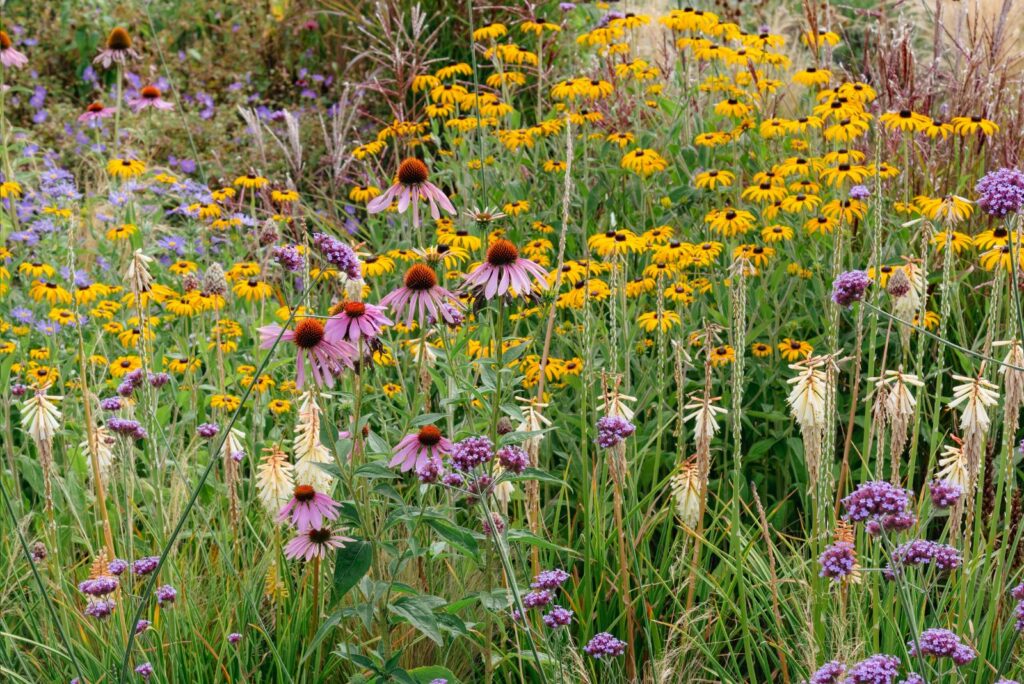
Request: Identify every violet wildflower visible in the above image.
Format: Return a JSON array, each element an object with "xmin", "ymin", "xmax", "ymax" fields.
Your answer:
[
  {"xmin": 909, "ymin": 628, "xmax": 975, "ymax": 665},
  {"xmin": 543, "ymin": 605, "xmax": 574, "ymax": 628},
  {"xmin": 135, "ymin": 662, "xmax": 154, "ymax": 680},
  {"xmin": 148, "ymin": 372, "xmax": 170, "ymax": 388},
  {"xmin": 278, "ymin": 484, "xmax": 340, "ymax": 530},
  {"xmin": 808, "ymin": 661, "xmax": 845, "ymax": 684},
  {"xmin": 135, "ymin": 619, "xmax": 151, "ymax": 634},
  {"xmin": 366, "ymin": 157, "xmax": 456, "ymax": 228},
  {"xmin": 841, "ymin": 480, "xmax": 913, "ymax": 524},
  {"xmin": 272, "ymin": 244, "xmax": 305, "ymax": 272},
  {"xmin": 818, "ymin": 541, "xmax": 856, "ymax": 581},
  {"xmin": 532, "ymin": 568, "xmax": 570, "ymax": 590},
  {"xmin": 391, "ymin": 425, "xmax": 453, "ymax": 473},
  {"xmin": 596, "ymin": 415, "xmax": 636, "ymax": 448},
  {"xmin": 84, "ymin": 598, "xmax": 117, "ymax": 619},
  {"xmin": 523, "ymin": 589, "xmax": 553, "ymax": 609},
  {"xmin": 831, "ymin": 270, "xmax": 870, "ymax": 307},
  {"xmin": 482, "ymin": 512, "xmax": 505, "ymax": 536},
  {"xmin": 451, "ymin": 436, "xmax": 495, "ymax": 471},
  {"xmin": 311, "ymin": 232, "xmax": 361, "ymax": 279},
  {"xmin": 441, "ymin": 472, "xmax": 465, "ymax": 487},
  {"xmin": 975, "ymin": 168, "xmax": 1024, "ymax": 218},
  {"xmin": 1015, "ymin": 600, "xmax": 1024, "ymax": 631},
  {"xmin": 108, "ymin": 558, "xmax": 128, "ymax": 574},
  {"xmin": 1012, "ymin": 582, "xmax": 1024, "ymax": 600},
  {"xmin": 100, "ymin": 397, "xmax": 122, "ymax": 411},
  {"xmin": 155, "ymin": 584, "xmax": 177, "ymax": 607},
  {"xmin": 583, "ymin": 632, "xmax": 627, "ymax": 659},
  {"xmin": 884, "ymin": 539, "xmax": 960, "ymax": 578},
  {"xmin": 11, "ymin": 383, "xmax": 28, "ymax": 398},
  {"xmin": 228, "ymin": 632, "xmax": 242, "ymax": 644},
  {"xmin": 197, "ymin": 422, "xmax": 219, "ymax": 439},
  {"xmin": 849, "ymin": 184, "xmax": 871, "ymax": 200},
  {"xmin": 78, "ymin": 576, "xmax": 119, "ymax": 597},
  {"xmin": 497, "ymin": 445, "xmax": 529, "ymax": 474},
  {"xmin": 416, "ymin": 457, "xmax": 443, "ymax": 484},
  {"xmin": 928, "ymin": 479, "xmax": 962, "ymax": 509},
  {"xmin": 132, "ymin": 556, "xmax": 160, "ymax": 576},
  {"xmin": 30, "ymin": 541, "xmax": 47, "ymax": 562},
  {"xmin": 843, "ymin": 654, "xmax": 901, "ymax": 684},
  {"xmin": 108, "ymin": 417, "xmax": 147, "ymax": 440},
  {"xmin": 428, "ymin": 680, "xmax": 448, "ymax": 684}
]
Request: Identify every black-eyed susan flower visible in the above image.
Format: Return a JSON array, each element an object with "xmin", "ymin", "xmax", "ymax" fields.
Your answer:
[
  {"xmin": 233, "ymin": 278, "xmax": 273, "ymax": 302},
  {"xmin": 110, "ymin": 355, "xmax": 142, "ymax": 378},
  {"xmin": 710, "ymin": 345, "xmax": 736, "ymax": 367},
  {"xmin": 880, "ymin": 109, "xmax": 930, "ymax": 133},
  {"xmin": 951, "ymin": 115, "xmax": 999, "ymax": 136},
  {"xmin": 792, "ymin": 67, "xmax": 831, "ymax": 87},
  {"xmin": 751, "ymin": 342, "xmax": 773, "ymax": 358},
  {"xmin": 105, "ymin": 223, "xmax": 137, "ymax": 241},
  {"xmin": 588, "ymin": 230, "xmax": 644, "ymax": 258},
  {"xmin": 107, "ymin": 158, "xmax": 146, "ymax": 179},
  {"xmin": 30, "ymin": 280, "xmax": 72, "ymax": 305},
  {"xmin": 779, "ymin": 338, "xmax": 813, "ymax": 362},
  {"xmin": 931, "ymin": 231, "xmax": 973, "ymax": 254},
  {"xmin": 694, "ymin": 169, "xmax": 734, "ymax": 190},
  {"xmin": 761, "ymin": 224, "xmax": 794, "ymax": 242},
  {"xmin": 210, "ymin": 394, "xmax": 242, "ymax": 412},
  {"xmin": 621, "ymin": 148, "xmax": 667, "ymax": 176},
  {"xmin": 820, "ymin": 163, "xmax": 868, "ymax": 186},
  {"xmin": 922, "ymin": 119, "xmax": 954, "ymax": 139},
  {"xmin": 980, "ymin": 244, "xmax": 1024, "ymax": 272},
  {"xmin": 706, "ymin": 207, "xmax": 755, "ymax": 236},
  {"xmin": 975, "ymin": 227, "xmax": 1009, "ymax": 250},
  {"xmin": 804, "ymin": 215, "xmax": 839, "ymax": 235}
]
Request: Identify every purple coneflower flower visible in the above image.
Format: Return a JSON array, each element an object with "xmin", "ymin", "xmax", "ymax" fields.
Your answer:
[
  {"xmin": 129, "ymin": 85, "xmax": 174, "ymax": 113},
  {"xmin": 380, "ymin": 263, "xmax": 461, "ymax": 328},
  {"xmin": 278, "ymin": 484, "xmax": 340, "ymax": 530},
  {"xmin": 463, "ymin": 239, "xmax": 549, "ymax": 300},
  {"xmin": 366, "ymin": 157, "xmax": 455, "ymax": 228},
  {"xmin": 94, "ymin": 27, "xmax": 139, "ymax": 68},
  {"xmin": 284, "ymin": 526, "xmax": 354, "ymax": 561},
  {"xmin": 0, "ymin": 31, "xmax": 28, "ymax": 69},
  {"xmin": 390, "ymin": 425, "xmax": 453, "ymax": 472},
  {"xmin": 583, "ymin": 632, "xmax": 626, "ymax": 659},
  {"xmin": 258, "ymin": 318, "xmax": 354, "ymax": 389},
  {"xmin": 78, "ymin": 101, "xmax": 115, "ymax": 124},
  {"xmin": 326, "ymin": 301, "xmax": 392, "ymax": 342}
]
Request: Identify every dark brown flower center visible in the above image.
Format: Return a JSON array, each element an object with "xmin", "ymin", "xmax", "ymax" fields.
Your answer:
[
  {"xmin": 87, "ymin": 102, "xmax": 106, "ymax": 113},
  {"xmin": 293, "ymin": 319, "xmax": 325, "ymax": 349},
  {"xmin": 397, "ymin": 158, "xmax": 429, "ymax": 185},
  {"xmin": 404, "ymin": 263, "xmax": 438, "ymax": 290},
  {"xmin": 309, "ymin": 528, "xmax": 332, "ymax": 544},
  {"xmin": 0, "ymin": 31, "xmax": 11, "ymax": 50},
  {"xmin": 294, "ymin": 484, "xmax": 315, "ymax": 502},
  {"xmin": 141, "ymin": 85, "xmax": 161, "ymax": 99},
  {"xmin": 343, "ymin": 301, "xmax": 366, "ymax": 317},
  {"xmin": 107, "ymin": 27, "xmax": 132, "ymax": 51},
  {"xmin": 487, "ymin": 239, "xmax": 519, "ymax": 266},
  {"xmin": 418, "ymin": 425, "xmax": 442, "ymax": 446}
]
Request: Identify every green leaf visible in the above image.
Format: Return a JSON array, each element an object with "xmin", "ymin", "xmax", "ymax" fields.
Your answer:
[
  {"xmin": 407, "ymin": 666, "xmax": 460, "ymax": 683},
  {"xmin": 332, "ymin": 541, "xmax": 372, "ymax": 604},
  {"xmin": 354, "ymin": 462, "xmax": 400, "ymax": 480},
  {"xmin": 389, "ymin": 596, "xmax": 443, "ymax": 645},
  {"xmin": 423, "ymin": 517, "xmax": 479, "ymax": 557}
]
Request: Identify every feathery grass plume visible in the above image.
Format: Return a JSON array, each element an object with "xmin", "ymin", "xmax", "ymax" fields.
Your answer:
[
  {"xmin": 124, "ymin": 248, "xmax": 154, "ymax": 296},
  {"xmin": 256, "ymin": 444, "xmax": 295, "ymax": 514},
  {"xmin": 21, "ymin": 388, "xmax": 62, "ymax": 527},
  {"xmin": 292, "ymin": 391, "xmax": 334, "ymax": 491},
  {"xmin": 670, "ymin": 456, "xmax": 702, "ymax": 529},
  {"xmin": 786, "ymin": 359, "xmax": 827, "ymax": 497},
  {"xmin": 887, "ymin": 264, "xmax": 924, "ymax": 350},
  {"xmin": 997, "ymin": 340, "xmax": 1024, "ymax": 434},
  {"xmin": 869, "ymin": 369, "xmax": 922, "ymax": 483},
  {"xmin": 833, "ymin": 520, "xmax": 862, "ymax": 584},
  {"xmin": 949, "ymin": 372, "xmax": 1000, "ymax": 533},
  {"xmin": 80, "ymin": 425, "xmax": 116, "ymax": 488},
  {"xmin": 222, "ymin": 427, "xmax": 246, "ymax": 529}
]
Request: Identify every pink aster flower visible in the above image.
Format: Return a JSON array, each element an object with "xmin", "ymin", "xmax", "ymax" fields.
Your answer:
[
  {"xmin": 325, "ymin": 301, "xmax": 393, "ymax": 342},
  {"xmin": 390, "ymin": 425, "xmax": 453, "ymax": 472},
  {"xmin": 284, "ymin": 526, "xmax": 354, "ymax": 561},
  {"xmin": 129, "ymin": 85, "xmax": 174, "ymax": 113},
  {"xmin": 0, "ymin": 32, "xmax": 28, "ymax": 70},
  {"xmin": 366, "ymin": 158, "xmax": 455, "ymax": 228},
  {"xmin": 278, "ymin": 484, "xmax": 341, "ymax": 530},
  {"xmin": 379, "ymin": 263, "xmax": 462, "ymax": 327},
  {"xmin": 258, "ymin": 318, "xmax": 355, "ymax": 389},
  {"xmin": 463, "ymin": 239, "xmax": 549, "ymax": 300},
  {"xmin": 78, "ymin": 101, "xmax": 116, "ymax": 124}
]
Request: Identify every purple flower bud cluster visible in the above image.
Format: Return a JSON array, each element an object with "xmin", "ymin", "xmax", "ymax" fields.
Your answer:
[
  {"xmin": 84, "ymin": 598, "xmax": 116, "ymax": 619},
  {"xmin": 884, "ymin": 539, "xmax": 961, "ymax": 579},
  {"xmin": 519, "ymin": 568, "xmax": 574, "ymax": 631},
  {"xmin": 108, "ymin": 417, "xmax": 147, "ymax": 440},
  {"xmin": 542, "ymin": 605, "xmax": 574, "ymax": 629},
  {"xmin": 523, "ymin": 589, "xmax": 553, "ymax": 608},
  {"xmin": 135, "ymin": 619, "xmax": 151, "ymax": 634},
  {"xmin": 197, "ymin": 422, "xmax": 219, "ymax": 439},
  {"xmin": 135, "ymin": 662, "xmax": 154, "ymax": 680},
  {"xmin": 149, "ymin": 372, "xmax": 170, "ymax": 388},
  {"xmin": 841, "ymin": 481, "xmax": 915, "ymax": 534},
  {"xmin": 928, "ymin": 479, "xmax": 962, "ymax": 509},
  {"xmin": 849, "ymin": 184, "xmax": 871, "ymax": 200},
  {"xmin": 532, "ymin": 569, "xmax": 570, "ymax": 590},
  {"xmin": 416, "ymin": 456, "xmax": 442, "ymax": 483},
  {"xmin": 117, "ymin": 368, "xmax": 146, "ymax": 397},
  {"xmin": 481, "ymin": 511, "xmax": 505, "ymax": 537},
  {"xmin": 1016, "ymin": 601, "xmax": 1024, "ymax": 632},
  {"xmin": 441, "ymin": 472, "xmax": 464, "ymax": 487},
  {"xmin": 497, "ymin": 445, "xmax": 529, "ymax": 474},
  {"xmin": 909, "ymin": 628, "xmax": 975, "ymax": 665},
  {"xmin": 312, "ymin": 232, "xmax": 361, "ymax": 279},
  {"xmin": 228, "ymin": 632, "xmax": 243, "ymax": 644},
  {"xmin": 156, "ymin": 584, "xmax": 177, "ymax": 607},
  {"xmin": 843, "ymin": 654, "xmax": 901, "ymax": 684},
  {"xmin": 451, "ymin": 436, "xmax": 494, "ymax": 471},
  {"xmin": 831, "ymin": 270, "xmax": 870, "ymax": 307},
  {"xmin": 583, "ymin": 632, "xmax": 627, "ymax": 659},
  {"xmin": 132, "ymin": 556, "xmax": 160, "ymax": 576},
  {"xmin": 272, "ymin": 244, "xmax": 305, "ymax": 272},
  {"xmin": 818, "ymin": 541, "xmax": 856, "ymax": 581},
  {"xmin": 78, "ymin": 575, "xmax": 119, "ymax": 597},
  {"xmin": 595, "ymin": 415, "xmax": 636, "ymax": 449},
  {"xmin": 975, "ymin": 167, "xmax": 1024, "ymax": 218},
  {"xmin": 808, "ymin": 660, "xmax": 845, "ymax": 684}
]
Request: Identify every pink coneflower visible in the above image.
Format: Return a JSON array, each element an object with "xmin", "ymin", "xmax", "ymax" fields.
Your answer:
[
  {"xmin": 284, "ymin": 526, "xmax": 354, "ymax": 561},
  {"xmin": 379, "ymin": 263, "xmax": 461, "ymax": 327},
  {"xmin": 278, "ymin": 484, "xmax": 340, "ymax": 530},
  {"xmin": 464, "ymin": 239, "xmax": 549, "ymax": 300},
  {"xmin": 0, "ymin": 31, "xmax": 28, "ymax": 70},
  {"xmin": 390, "ymin": 425, "xmax": 453, "ymax": 472},
  {"xmin": 129, "ymin": 85, "xmax": 173, "ymax": 113},
  {"xmin": 366, "ymin": 158, "xmax": 455, "ymax": 228},
  {"xmin": 78, "ymin": 101, "xmax": 116, "ymax": 124},
  {"xmin": 258, "ymin": 318, "xmax": 354, "ymax": 389},
  {"xmin": 94, "ymin": 27, "xmax": 139, "ymax": 69},
  {"xmin": 325, "ymin": 301, "xmax": 392, "ymax": 342}
]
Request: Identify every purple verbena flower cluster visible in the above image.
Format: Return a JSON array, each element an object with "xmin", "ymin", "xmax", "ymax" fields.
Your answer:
[
  {"xmin": 496, "ymin": 445, "xmax": 529, "ymax": 473},
  {"xmin": 884, "ymin": 539, "xmax": 961, "ymax": 579},
  {"xmin": 841, "ymin": 480, "xmax": 916, "ymax": 534},
  {"xmin": 975, "ymin": 167, "xmax": 1024, "ymax": 218},
  {"xmin": 312, "ymin": 232, "xmax": 360, "ymax": 279},
  {"xmin": 842, "ymin": 654, "xmax": 901, "ymax": 684},
  {"xmin": 831, "ymin": 270, "xmax": 871, "ymax": 307},
  {"xmin": 108, "ymin": 417, "xmax": 147, "ymax": 440},
  {"xmin": 272, "ymin": 244, "xmax": 305, "ymax": 272},
  {"xmin": 450, "ymin": 436, "xmax": 494, "ymax": 471},
  {"xmin": 818, "ymin": 541, "xmax": 856, "ymax": 581},
  {"xmin": 595, "ymin": 415, "xmax": 636, "ymax": 449},
  {"xmin": 583, "ymin": 632, "xmax": 627, "ymax": 659},
  {"xmin": 808, "ymin": 660, "xmax": 845, "ymax": 684},
  {"xmin": 908, "ymin": 628, "xmax": 975, "ymax": 665},
  {"xmin": 928, "ymin": 479, "xmax": 962, "ymax": 509}
]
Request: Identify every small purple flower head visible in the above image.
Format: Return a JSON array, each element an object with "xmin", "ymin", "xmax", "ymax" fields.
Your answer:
[
  {"xmin": 596, "ymin": 415, "xmax": 636, "ymax": 449},
  {"xmin": 975, "ymin": 167, "xmax": 1024, "ymax": 218},
  {"xmin": 228, "ymin": 632, "xmax": 242, "ymax": 644},
  {"xmin": 197, "ymin": 422, "xmax": 219, "ymax": 439},
  {"xmin": 543, "ymin": 605, "xmax": 574, "ymax": 629},
  {"xmin": 849, "ymin": 184, "xmax": 871, "ymax": 200},
  {"xmin": 272, "ymin": 244, "xmax": 305, "ymax": 272},
  {"xmin": 11, "ymin": 383, "xmax": 28, "ymax": 398},
  {"xmin": 84, "ymin": 598, "xmax": 116, "ymax": 619},
  {"xmin": 583, "ymin": 632, "xmax": 627, "ymax": 659},
  {"xmin": 416, "ymin": 456, "xmax": 443, "ymax": 483},
  {"xmin": 818, "ymin": 541, "xmax": 856, "ymax": 581},
  {"xmin": 532, "ymin": 569, "xmax": 570, "ymax": 590},
  {"xmin": 312, "ymin": 232, "xmax": 361, "ymax": 279},
  {"xmin": 100, "ymin": 397, "xmax": 122, "ymax": 411},
  {"xmin": 451, "ymin": 436, "xmax": 494, "ymax": 471},
  {"xmin": 135, "ymin": 619, "xmax": 151, "ymax": 634},
  {"xmin": 428, "ymin": 680, "xmax": 448, "ymax": 684},
  {"xmin": 132, "ymin": 556, "xmax": 160, "ymax": 576},
  {"xmin": 78, "ymin": 575, "xmax": 119, "ymax": 597},
  {"xmin": 1012, "ymin": 582, "xmax": 1024, "ymax": 601},
  {"xmin": 524, "ymin": 589, "xmax": 553, "ymax": 609},
  {"xmin": 808, "ymin": 660, "xmax": 845, "ymax": 684},
  {"xmin": 135, "ymin": 662, "xmax": 154, "ymax": 680},
  {"xmin": 885, "ymin": 539, "xmax": 961, "ymax": 579},
  {"xmin": 108, "ymin": 417, "xmax": 147, "ymax": 440},
  {"xmin": 481, "ymin": 511, "xmax": 505, "ymax": 537},
  {"xmin": 155, "ymin": 584, "xmax": 177, "ymax": 607},
  {"xmin": 441, "ymin": 472, "xmax": 464, "ymax": 487},
  {"xmin": 497, "ymin": 445, "xmax": 529, "ymax": 474},
  {"xmin": 148, "ymin": 372, "xmax": 170, "ymax": 388},
  {"xmin": 928, "ymin": 479, "xmax": 962, "ymax": 509},
  {"xmin": 841, "ymin": 481, "xmax": 915, "ymax": 533},
  {"xmin": 909, "ymin": 628, "xmax": 975, "ymax": 665},
  {"xmin": 844, "ymin": 654, "xmax": 901, "ymax": 684},
  {"xmin": 831, "ymin": 270, "xmax": 870, "ymax": 307}
]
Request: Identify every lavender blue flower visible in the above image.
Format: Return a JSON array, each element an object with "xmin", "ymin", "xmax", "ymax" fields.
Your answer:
[
  {"xmin": 583, "ymin": 632, "xmax": 626, "ymax": 659},
  {"xmin": 451, "ymin": 436, "xmax": 494, "ymax": 471},
  {"xmin": 831, "ymin": 270, "xmax": 870, "ymax": 307},
  {"xmin": 843, "ymin": 654, "xmax": 901, "ymax": 684},
  {"xmin": 312, "ymin": 232, "xmax": 360, "ymax": 279},
  {"xmin": 928, "ymin": 479, "xmax": 962, "ymax": 509},
  {"xmin": 497, "ymin": 445, "xmax": 529, "ymax": 474},
  {"xmin": 543, "ymin": 605, "xmax": 573, "ymax": 628},
  {"xmin": 818, "ymin": 541, "xmax": 856, "ymax": 581},
  {"xmin": 596, "ymin": 415, "xmax": 636, "ymax": 448},
  {"xmin": 975, "ymin": 167, "xmax": 1024, "ymax": 217},
  {"xmin": 909, "ymin": 628, "xmax": 975, "ymax": 665},
  {"xmin": 808, "ymin": 661, "xmax": 845, "ymax": 684}
]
